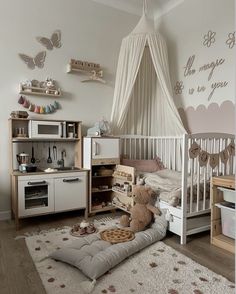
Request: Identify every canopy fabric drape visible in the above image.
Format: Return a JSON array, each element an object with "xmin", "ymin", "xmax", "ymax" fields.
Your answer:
[{"xmin": 110, "ymin": 13, "xmax": 186, "ymax": 136}]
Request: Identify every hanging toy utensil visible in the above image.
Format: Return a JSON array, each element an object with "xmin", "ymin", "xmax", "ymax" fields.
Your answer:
[
  {"xmin": 53, "ymin": 145, "xmax": 57, "ymax": 160},
  {"xmin": 47, "ymin": 146, "xmax": 52, "ymax": 164},
  {"xmin": 31, "ymin": 146, "xmax": 36, "ymax": 164}
]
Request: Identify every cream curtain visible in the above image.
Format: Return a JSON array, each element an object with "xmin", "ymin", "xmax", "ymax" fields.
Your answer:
[
  {"xmin": 110, "ymin": 35, "xmax": 146, "ymax": 134},
  {"xmin": 110, "ymin": 14, "xmax": 186, "ymax": 136}
]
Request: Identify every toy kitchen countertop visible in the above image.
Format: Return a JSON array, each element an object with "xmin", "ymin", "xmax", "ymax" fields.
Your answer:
[{"xmin": 12, "ymin": 167, "xmax": 89, "ymax": 176}]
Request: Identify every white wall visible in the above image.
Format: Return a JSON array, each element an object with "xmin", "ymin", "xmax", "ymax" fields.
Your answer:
[
  {"xmin": 0, "ymin": 0, "xmax": 138, "ymax": 214},
  {"xmin": 156, "ymin": 0, "xmax": 235, "ymax": 133}
]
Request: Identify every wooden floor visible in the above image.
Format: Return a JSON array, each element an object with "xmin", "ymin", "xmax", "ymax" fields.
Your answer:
[{"xmin": 0, "ymin": 211, "xmax": 235, "ymax": 294}]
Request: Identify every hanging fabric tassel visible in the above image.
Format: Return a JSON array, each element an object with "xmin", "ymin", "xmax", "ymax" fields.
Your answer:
[
  {"xmin": 54, "ymin": 101, "xmax": 59, "ymax": 109},
  {"xmin": 45, "ymin": 105, "xmax": 51, "ymax": 114},
  {"xmin": 80, "ymin": 279, "xmax": 96, "ymax": 294},
  {"xmin": 23, "ymin": 99, "xmax": 29, "ymax": 108},
  {"xmin": 18, "ymin": 95, "xmax": 25, "ymax": 104},
  {"xmin": 50, "ymin": 104, "xmax": 55, "ymax": 112},
  {"xmin": 40, "ymin": 106, "xmax": 45, "ymax": 114},
  {"xmin": 34, "ymin": 106, "xmax": 40, "ymax": 113},
  {"xmin": 28, "ymin": 103, "xmax": 35, "ymax": 112}
]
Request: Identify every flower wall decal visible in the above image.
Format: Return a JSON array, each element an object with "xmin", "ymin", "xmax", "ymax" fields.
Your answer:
[
  {"xmin": 203, "ymin": 30, "xmax": 216, "ymax": 47},
  {"xmin": 174, "ymin": 81, "xmax": 184, "ymax": 95},
  {"xmin": 226, "ymin": 32, "xmax": 235, "ymax": 49}
]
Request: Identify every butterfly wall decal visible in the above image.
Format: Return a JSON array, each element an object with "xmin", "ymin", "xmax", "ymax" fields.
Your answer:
[
  {"xmin": 18, "ymin": 51, "xmax": 46, "ymax": 70},
  {"xmin": 36, "ymin": 30, "xmax": 62, "ymax": 50}
]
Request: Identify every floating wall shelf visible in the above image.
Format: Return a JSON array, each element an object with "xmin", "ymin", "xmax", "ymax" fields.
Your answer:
[
  {"xmin": 19, "ymin": 84, "xmax": 61, "ymax": 97},
  {"xmin": 66, "ymin": 59, "xmax": 106, "ymax": 83}
]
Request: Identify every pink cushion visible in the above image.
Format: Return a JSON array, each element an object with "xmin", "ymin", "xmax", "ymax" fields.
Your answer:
[{"xmin": 121, "ymin": 157, "xmax": 165, "ymax": 172}]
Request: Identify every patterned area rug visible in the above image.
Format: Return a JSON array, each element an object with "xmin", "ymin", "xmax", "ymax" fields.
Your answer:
[{"xmin": 23, "ymin": 218, "xmax": 235, "ymax": 294}]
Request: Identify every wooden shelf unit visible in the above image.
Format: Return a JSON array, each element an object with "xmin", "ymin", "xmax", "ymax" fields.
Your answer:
[
  {"xmin": 112, "ymin": 165, "xmax": 135, "ymax": 213},
  {"xmin": 211, "ymin": 175, "xmax": 235, "ymax": 254},
  {"xmin": 83, "ymin": 137, "xmax": 121, "ymax": 214}
]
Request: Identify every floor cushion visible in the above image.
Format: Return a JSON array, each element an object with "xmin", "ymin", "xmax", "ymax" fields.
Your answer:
[{"xmin": 50, "ymin": 211, "xmax": 167, "ymax": 280}]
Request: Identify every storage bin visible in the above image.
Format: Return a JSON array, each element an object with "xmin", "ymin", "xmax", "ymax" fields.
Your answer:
[
  {"xmin": 218, "ymin": 187, "xmax": 235, "ymax": 204},
  {"xmin": 215, "ymin": 202, "xmax": 235, "ymax": 239}
]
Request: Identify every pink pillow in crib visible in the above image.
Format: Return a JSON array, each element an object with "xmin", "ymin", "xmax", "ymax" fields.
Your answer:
[{"xmin": 121, "ymin": 157, "xmax": 165, "ymax": 172}]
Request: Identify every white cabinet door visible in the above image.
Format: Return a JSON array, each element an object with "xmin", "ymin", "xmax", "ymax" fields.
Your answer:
[
  {"xmin": 18, "ymin": 179, "xmax": 54, "ymax": 217},
  {"xmin": 54, "ymin": 172, "xmax": 87, "ymax": 212},
  {"xmin": 92, "ymin": 138, "xmax": 119, "ymax": 159}
]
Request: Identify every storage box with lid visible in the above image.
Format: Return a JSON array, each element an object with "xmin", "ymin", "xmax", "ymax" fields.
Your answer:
[
  {"xmin": 215, "ymin": 202, "xmax": 235, "ymax": 239},
  {"xmin": 217, "ymin": 187, "xmax": 235, "ymax": 203}
]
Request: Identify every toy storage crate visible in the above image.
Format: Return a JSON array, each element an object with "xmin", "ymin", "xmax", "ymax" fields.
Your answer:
[
  {"xmin": 218, "ymin": 187, "xmax": 235, "ymax": 203},
  {"xmin": 215, "ymin": 202, "xmax": 235, "ymax": 239}
]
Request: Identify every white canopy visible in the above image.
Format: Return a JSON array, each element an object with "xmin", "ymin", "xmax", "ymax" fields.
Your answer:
[{"xmin": 110, "ymin": 10, "xmax": 186, "ymax": 136}]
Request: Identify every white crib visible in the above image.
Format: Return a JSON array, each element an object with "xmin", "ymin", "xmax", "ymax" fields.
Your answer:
[{"xmin": 120, "ymin": 133, "xmax": 235, "ymax": 244}]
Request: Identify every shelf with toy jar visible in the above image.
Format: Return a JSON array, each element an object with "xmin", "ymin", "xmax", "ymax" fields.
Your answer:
[
  {"xmin": 19, "ymin": 78, "xmax": 61, "ymax": 97},
  {"xmin": 111, "ymin": 165, "xmax": 135, "ymax": 213}
]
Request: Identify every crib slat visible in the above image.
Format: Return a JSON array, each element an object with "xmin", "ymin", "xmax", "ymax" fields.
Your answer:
[
  {"xmin": 196, "ymin": 139, "xmax": 201, "ymax": 212},
  {"xmin": 203, "ymin": 139, "xmax": 207, "ymax": 210},
  {"xmin": 190, "ymin": 139, "xmax": 194, "ymax": 213}
]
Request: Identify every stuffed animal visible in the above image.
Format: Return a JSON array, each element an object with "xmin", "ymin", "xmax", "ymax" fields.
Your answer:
[{"xmin": 120, "ymin": 186, "xmax": 161, "ymax": 232}]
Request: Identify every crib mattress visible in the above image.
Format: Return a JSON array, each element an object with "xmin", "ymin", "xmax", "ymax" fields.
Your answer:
[{"xmin": 142, "ymin": 169, "xmax": 210, "ymax": 207}]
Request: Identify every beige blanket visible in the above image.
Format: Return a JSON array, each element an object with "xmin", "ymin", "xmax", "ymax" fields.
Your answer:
[{"xmin": 142, "ymin": 169, "xmax": 210, "ymax": 207}]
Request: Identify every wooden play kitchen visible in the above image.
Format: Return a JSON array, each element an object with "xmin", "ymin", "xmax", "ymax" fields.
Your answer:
[
  {"xmin": 211, "ymin": 175, "xmax": 235, "ymax": 253},
  {"xmin": 9, "ymin": 118, "xmax": 88, "ymax": 229}
]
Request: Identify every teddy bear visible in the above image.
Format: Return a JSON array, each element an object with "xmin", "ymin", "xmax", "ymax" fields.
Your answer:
[{"xmin": 120, "ymin": 185, "xmax": 161, "ymax": 232}]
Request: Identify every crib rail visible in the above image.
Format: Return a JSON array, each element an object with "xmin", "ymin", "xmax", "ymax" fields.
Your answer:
[
  {"xmin": 120, "ymin": 133, "xmax": 235, "ymax": 216},
  {"xmin": 120, "ymin": 135, "xmax": 183, "ymax": 171}
]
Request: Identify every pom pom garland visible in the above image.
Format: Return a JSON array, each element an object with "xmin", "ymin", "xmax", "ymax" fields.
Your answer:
[{"xmin": 18, "ymin": 96, "xmax": 60, "ymax": 114}]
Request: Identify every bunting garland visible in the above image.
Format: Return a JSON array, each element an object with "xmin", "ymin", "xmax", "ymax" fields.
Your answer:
[
  {"xmin": 18, "ymin": 95, "xmax": 60, "ymax": 114},
  {"xmin": 189, "ymin": 140, "xmax": 235, "ymax": 169}
]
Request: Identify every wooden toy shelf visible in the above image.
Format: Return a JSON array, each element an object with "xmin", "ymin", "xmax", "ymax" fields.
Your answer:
[{"xmin": 211, "ymin": 175, "xmax": 235, "ymax": 254}]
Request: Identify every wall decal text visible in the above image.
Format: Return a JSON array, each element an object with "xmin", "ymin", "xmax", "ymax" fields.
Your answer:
[
  {"xmin": 199, "ymin": 58, "xmax": 225, "ymax": 81},
  {"xmin": 207, "ymin": 81, "xmax": 228, "ymax": 101},
  {"xmin": 184, "ymin": 55, "xmax": 196, "ymax": 77},
  {"xmin": 181, "ymin": 54, "xmax": 229, "ymax": 101}
]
